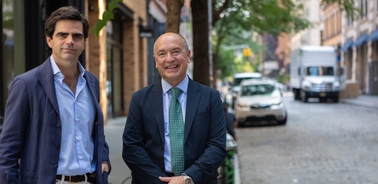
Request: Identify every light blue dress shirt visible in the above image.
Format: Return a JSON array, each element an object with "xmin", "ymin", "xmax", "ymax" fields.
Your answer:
[
  {"xmin": 162, "ymin": 76, "xmax": 189, "ymax": 173},
  {"xmin": 50, "ymin": 57, "xmax": 96, "ymax": 175}
]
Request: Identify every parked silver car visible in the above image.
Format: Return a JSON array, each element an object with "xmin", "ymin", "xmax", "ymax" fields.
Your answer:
[
  {"xmin": 234, "ymin": 79, "xmax": 287, "ymax": 126},
  {"xmin": 231, "ymin": 72, "xmax": 262, "ymax": 108}
]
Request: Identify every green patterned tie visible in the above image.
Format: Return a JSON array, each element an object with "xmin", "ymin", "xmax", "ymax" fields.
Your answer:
[{"xmin": 169, "ymin": 87, "xmax": 184, "ymax": 175}]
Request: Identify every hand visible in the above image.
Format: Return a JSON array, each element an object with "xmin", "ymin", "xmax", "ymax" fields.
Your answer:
[
  {"xmin": 102, "ymin": 162, "xmax": 110, "ymax": 174},
  {"xmin": 159, "ymin": 176, "xmax": 184, "ymax": 184}
]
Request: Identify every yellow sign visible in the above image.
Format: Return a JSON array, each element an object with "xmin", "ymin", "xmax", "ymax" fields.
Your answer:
[{"xmin": 243, "ymin": 48, "xmax": 252, "ymax": 57}]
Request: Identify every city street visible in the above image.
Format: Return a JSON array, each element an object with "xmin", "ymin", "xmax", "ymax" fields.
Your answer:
[
  {"xmin": 237, "ymin": 94, "xmax": 378, "ymax": 184},
  {"xmin": 105, "ymin": 93, "xmax": 378, "ymax": 184}
]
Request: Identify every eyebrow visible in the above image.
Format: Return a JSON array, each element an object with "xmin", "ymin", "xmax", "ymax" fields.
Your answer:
[{"xmin": 55, "ymin": 32, "xmax": 83, "ymax": 36}]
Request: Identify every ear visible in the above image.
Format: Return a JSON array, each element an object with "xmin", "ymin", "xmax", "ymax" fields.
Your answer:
[
  {"xmin": 186, "ymin": 50, "xmax": 191, "ymax": 63},
  {"xmin": 46, "ymin": 36, "xmax": 52, "ymax": 48},
  {"xmin": 154, "ymin": 56, "xmax": 158, "ymax": 68}
]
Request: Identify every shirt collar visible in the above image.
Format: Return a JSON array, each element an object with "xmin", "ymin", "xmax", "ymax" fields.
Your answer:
[
  {"xmin": 50, "ymin": 55, "xmax": 85, "ymax": 77},
  {"xmin": 162, "ymin": 75, "xmax": 189, "ymax": 95}
]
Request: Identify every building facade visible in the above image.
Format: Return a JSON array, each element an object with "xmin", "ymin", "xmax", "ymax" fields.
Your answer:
[
  {"xmin": 321, "ymin": 2, "xmax": 359, "ymax": 98},
  {"xmin": 1, "ymin": 0, "xmax": 168, "ymax": 128},
  {"xmin": 291, "ymin": 0, "xmax": 322, "ymax": 50},
  {"xmin": 340, "ymin": 0, "xmax": 378, "ymax": 96}
]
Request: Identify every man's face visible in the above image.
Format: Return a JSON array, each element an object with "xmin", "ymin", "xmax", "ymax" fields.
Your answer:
[
  {"xmin": 154, "ymin": 33, "xmax": 191, "ymax": 86},
  {"xmin": 46, "ymin": 20, "xmax": 85, "ymax": 64}
]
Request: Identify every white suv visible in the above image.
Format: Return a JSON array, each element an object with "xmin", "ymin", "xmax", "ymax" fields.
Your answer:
[
  {"xmin": 234, "ymin": 79, "xmax": 287, "ymax": 126},
  {"xmin": 231, "ymin": 72, "xmax": 262, "ymax": 108}
]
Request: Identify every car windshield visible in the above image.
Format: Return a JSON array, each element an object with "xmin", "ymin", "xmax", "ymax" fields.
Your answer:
[
  {"xmin": 240, "ymin": 84, "xmax": 275, "ymax": 96},
  {"xmin": 234, "ymin": 77, "xmax": 261, "ymax": 86},
  {"xmin": 306, "ymin": 66, "xmax": 334, "ymax": 76}
]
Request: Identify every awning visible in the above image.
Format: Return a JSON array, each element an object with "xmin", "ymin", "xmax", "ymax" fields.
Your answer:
[
  {"xmin": 340, "ymin": 40, "xmax": 353, "ymax": 52},
  {"xmin": 368, "ymin": 29, "xmax": 378, "ymax": 42},
  {"xmin": 354, "ymin": 34, "xmax": 369, "ymax": 47}
]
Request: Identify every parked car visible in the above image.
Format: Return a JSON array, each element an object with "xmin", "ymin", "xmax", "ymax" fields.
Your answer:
[
  {"xmin": 234, "ymin": 79, "xmax": 287, "ymax": 126},
  {"xmin": 231, "ymin": 72, "xmax": 262, "ymax": 108}
]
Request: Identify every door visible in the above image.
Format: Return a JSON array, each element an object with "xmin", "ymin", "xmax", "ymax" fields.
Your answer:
[{"xmin": 369, "ymin": 62, "xmax": 378, "ymax": 95}]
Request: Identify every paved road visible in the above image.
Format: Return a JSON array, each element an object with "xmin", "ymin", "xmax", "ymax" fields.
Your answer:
[{"xmin": 236, "ymin": 96, "xmax": 378, "ymax": 184}]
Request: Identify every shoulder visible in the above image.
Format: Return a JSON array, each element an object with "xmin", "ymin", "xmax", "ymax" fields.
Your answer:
[
  {"xmin": 132, "ymin": 83, "xmax": 158, "ymax": 97},
  {"xmin": 190, "ymin": 80, "xmax": 220, "ymax": 95}
]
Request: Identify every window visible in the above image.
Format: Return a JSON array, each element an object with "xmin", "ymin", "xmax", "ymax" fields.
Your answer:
[
  {"xmin": 360, "ymin": 0, "xmax": 368, "ymax": 18},
  {"xmin": 306, "ymin": 66, "xmax": 334, "ymax": 76},
  {"xmin": 241, "ymin": 84, "xmax": 275, "ymax": 96}
]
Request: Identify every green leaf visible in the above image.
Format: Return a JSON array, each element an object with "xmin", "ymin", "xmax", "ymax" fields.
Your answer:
[{"xmin": 92, "ymin": 0, "xmax": 122, "ymax": 36}]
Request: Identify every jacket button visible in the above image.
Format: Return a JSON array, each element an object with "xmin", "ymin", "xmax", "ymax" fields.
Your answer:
[
  {"xmin": 54, "ymin": 164, "xmax": 58, "ymax": 168},
  {"xmin": 56, "ymin": 125, "xmax": 61, "ymax": 130},
  {"xmin": 161, "ymin": 145, "xmax": 164, "ymax": 150}
]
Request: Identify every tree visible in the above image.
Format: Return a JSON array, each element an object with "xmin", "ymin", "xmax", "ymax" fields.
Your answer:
[
  {"xmin": 211, "ymin": 0, "xmax": 310, "ymax": 87},
  {"xmin": 165, "ymin": 0, "xmax": 185, "ymax": 33},
  {"xmin": 191, "ymin": 0, "xmax": 211, "ymax": 85},
  {"xmin": 96, "ymin": 0, "xmax": 360, "ymax": 86}
]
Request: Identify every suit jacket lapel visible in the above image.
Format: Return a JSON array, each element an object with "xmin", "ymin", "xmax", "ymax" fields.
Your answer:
[
  {"xmin": 37, "ymin": 59, "xmax": 60, "ymax": 115},
  {"xmin": 84, "ymin": 72, "xmax": 102, "ymax": 123},
  {"xmin": 184, "ymin": 79, "xmax": 201, "ymax": 143},
  {"xmin": 84, "ymin": 72, "xmax": 97, "ymax": 102},
  {"xmin": 149, "ymin": 82, "xmax": 165, "ymax": 143}
]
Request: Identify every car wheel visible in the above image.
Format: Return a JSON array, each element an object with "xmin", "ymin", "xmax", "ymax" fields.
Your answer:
[
  {"xmin": 301, "ymin": 91, "xmax": 308, "ymax": 103},
  {"xmin": 333, "ymin": 97, "xmax": 339, "ymax": 103},
  {"xmin": 293, "ymin": 89, "xmax": 300, "ymax": 100},
  {"xmin": 278, "ymin": 113, "xmax": 287, "ymax": 125},
  {"xmin": 237, "ymin": 121, "xmax": 244, "ymax": 128}
]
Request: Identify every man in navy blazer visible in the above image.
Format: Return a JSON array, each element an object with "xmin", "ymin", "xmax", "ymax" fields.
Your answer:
[
  {"xmin": 0, "ymin": 6, "xmax": 110, "ymax": 184},
  {"xmin": 122, "ymin": 33, "xmax": 226, "ymax": 184}
]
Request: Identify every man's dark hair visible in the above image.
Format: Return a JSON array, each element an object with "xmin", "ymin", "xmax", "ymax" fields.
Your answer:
[{"xmin": 44, "ymin": 6, "xmax": 89, "ymax": 40}]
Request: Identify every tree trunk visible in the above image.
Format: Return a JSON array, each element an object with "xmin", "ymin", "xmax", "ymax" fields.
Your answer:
[
  {"xmin": 191, "ymin": 0, "xmax": 210, "ymax": 86},
  {"xmin": 212, "ymin": 53, "xmax": 218, "ymax": 89},
  {"xmin": 166, "ymin": 0, "xmax": 185, "ymax": 33}
]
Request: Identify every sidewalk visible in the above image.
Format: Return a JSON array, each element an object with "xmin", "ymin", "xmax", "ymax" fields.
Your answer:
[
  {"xmin": 105, "ymin": 116, "xmax": 241, "ymax": 184},
  {"xmin": 104, "ymin": 117, "xmax": 132, "ymax": 184},
  {"xmin": 340, "ymin": 95, "xmax": 378, "ymax": 109}
]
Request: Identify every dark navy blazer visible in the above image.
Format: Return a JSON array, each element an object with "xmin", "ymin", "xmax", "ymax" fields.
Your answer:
[
  {"xmin": 122, "ymin": 78, "xmax": 227, "ymax": 184},
  {"xmin": 0, "ymin": 59, "xmax": 110, "ymax": 184}
]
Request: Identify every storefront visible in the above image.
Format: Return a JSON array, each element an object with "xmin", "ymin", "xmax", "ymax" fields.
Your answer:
[{"xmin": 1, "ymin": 0, "xmax": 85, "ymax": 127}]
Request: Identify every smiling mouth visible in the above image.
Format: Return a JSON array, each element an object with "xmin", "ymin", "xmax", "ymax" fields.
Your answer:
[{"xmin": 166, "ymin": 65, "xmax": 179, "ymax": 69}]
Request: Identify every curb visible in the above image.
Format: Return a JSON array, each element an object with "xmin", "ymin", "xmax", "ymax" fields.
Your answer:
[{"xmin": 340, "ymin": 99, "xmax": 378, "ymax": 109}]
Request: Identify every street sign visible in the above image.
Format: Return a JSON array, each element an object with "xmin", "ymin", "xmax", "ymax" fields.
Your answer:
[{"xmin": 139, "ymin": 27, "xmax": 153, "ymax": 38}]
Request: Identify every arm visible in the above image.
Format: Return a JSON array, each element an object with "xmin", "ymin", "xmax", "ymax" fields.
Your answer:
[
  {"xmin": 0, "ymin": 77, "xmax": 30, "ymax": 183},
  {"xmin": 185, "ymin": 90, "xmax": 227, "ymax": 183},
  {"xmin": 122, "ymin": 92, "xmax": 167, "ymax": 183},
  {"xmin": 101, "ymin": 141, "xmax": 111, "ymax": 173}
]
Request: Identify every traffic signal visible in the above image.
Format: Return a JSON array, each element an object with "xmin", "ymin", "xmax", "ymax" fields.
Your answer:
[{"xmin": 243, "ymin": 48, "xmax": 252, "ymax": 57}]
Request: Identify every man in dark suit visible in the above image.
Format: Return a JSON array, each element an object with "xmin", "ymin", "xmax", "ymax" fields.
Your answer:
[
  {"xmin": 0, "ymin": 6, "xmax": 110, "ymax": 184},
  {"xmin": 122, "ymin": 32, "xmax": 227, "ymax": 184}
]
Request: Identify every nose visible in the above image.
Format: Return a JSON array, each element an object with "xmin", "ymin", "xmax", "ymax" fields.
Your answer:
[
  {"xmin": 66, "ymin": 35, "xmax": 74, "ymax": 44},
  {"xmin": 165, "ymin": 52, "xmax": 174, "ymax": 62}
]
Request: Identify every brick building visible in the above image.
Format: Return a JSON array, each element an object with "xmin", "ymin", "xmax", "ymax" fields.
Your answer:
[{"xmin": 0, "ymin": 0, "xmax": 168, "ymax": 127}]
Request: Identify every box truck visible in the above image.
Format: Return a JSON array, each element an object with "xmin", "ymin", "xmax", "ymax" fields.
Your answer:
[{"xmin": 290, "ymin": 46, "xmax": 346, "ymax": 102}]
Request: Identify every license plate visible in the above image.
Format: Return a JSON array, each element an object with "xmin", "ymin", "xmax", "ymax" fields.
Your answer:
[{"xmin": 319, "ymin": 92, "xmax": 326, "ymax": 97}]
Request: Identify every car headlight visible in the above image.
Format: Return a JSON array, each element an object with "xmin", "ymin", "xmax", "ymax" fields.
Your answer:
[
  {"xmin": 333, "ymin": 81, "xmax": 340, "ymax": 90},
  {"xmin": 302, "ymin": 81, "xmax": 311, "ymax": 91},
  {"xmin": 237, "ymin": 102, "xmax": 249, "ymax": 108},
  {"xmin": 271, "ymin": 101, "xmax": 283, "ymax": 109},
  {"xmin": 272, "ymin": 101, "xmax": 283, "ymax": 106}
]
